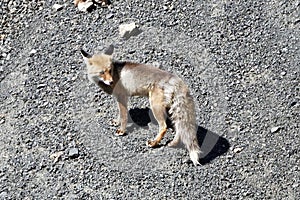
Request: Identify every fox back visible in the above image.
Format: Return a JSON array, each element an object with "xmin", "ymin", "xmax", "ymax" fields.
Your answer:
[{"xmin": 83, "ymin": 52, "xmax": 175, "ymax": 97}]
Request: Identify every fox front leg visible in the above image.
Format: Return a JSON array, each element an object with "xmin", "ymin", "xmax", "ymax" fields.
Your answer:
[{"xmin": 115, "ymin": 95, "xmax": 128, "ymax": 136}]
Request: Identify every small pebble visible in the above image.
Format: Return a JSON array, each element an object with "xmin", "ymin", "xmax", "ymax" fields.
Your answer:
[
  {"xmin": 271, "ymin": 126, "xmax": 280, "ymax": 133},
  {"xmin": 52, "ymin": 4, "xmax": 64, "ymax": 11},
  {"xmin": 69, "ymin": 148, "xmax": 79, "ymax": 158},
  {"xmin": 233, "ymin": 147, "xmax": 243, "ymax": 153}
]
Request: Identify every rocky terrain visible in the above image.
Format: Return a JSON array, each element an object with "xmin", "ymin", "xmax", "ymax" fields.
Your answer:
[{"xmin": 1, "ymin": 0, "xmax": 299, "ymax": 199}]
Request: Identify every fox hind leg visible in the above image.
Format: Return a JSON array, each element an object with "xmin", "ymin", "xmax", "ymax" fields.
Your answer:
[{"xmin": 147, "ymin": 87, "xmax": 167, "ymax": 147}]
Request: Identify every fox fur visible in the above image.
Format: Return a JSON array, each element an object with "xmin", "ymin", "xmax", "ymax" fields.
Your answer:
[{"xmin": 81, "ymin": 49, "xmax": 201, "ymax": 166}]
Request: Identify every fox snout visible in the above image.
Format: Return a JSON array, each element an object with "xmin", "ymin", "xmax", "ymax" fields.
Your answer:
[
  {"xmin": 99, "ymin": 71, "xmax": 113, "ymax": 85},
  {"xmin": 103, "ymin": 79, "xmax": 113, "ymax": 85}
]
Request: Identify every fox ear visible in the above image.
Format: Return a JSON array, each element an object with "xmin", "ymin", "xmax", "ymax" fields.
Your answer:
[
  {"xmin": 81, "ymin": 49, "xmax": 92, "ymax": 64},
  {"xmin": 81, "ymin": 49, "xmax": 92, "ymax": 58},
  {"xmin": 104, "ymin": 44, "xmax": 114, "ymax": 55}
]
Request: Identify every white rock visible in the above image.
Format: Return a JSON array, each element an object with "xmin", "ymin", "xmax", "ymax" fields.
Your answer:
[
  {"xmin": 29, "ymin": 49, "xmax": 37, "ymax": 55},
  {"xmin": 280, "ymin": 71, "xmax": 286, "ymax": 76},
  {"xmin": 52, "ymin": 4, "xmax": 64, "ymax": 11},
  {"xmin": 233, "ymin": 147, "xmax": 243, "ymax": 153},
  {"xmin": 119, "ymin": 22, "xmax": 142, "ymax": 40},
  {"xmin": 78, "ymin": 0, "xmax": 93, "ymax": 12},
  {"xmin": 271, "ymin": 126, "xmax": 280, "ymax": 133}
]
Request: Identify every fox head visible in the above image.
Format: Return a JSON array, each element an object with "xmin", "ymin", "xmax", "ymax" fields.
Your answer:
[{"xmin": 81, "ymin": 49, "xmax": 113, "ymax": 86}]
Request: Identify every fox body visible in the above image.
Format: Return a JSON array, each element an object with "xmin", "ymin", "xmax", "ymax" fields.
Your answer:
[{"xmin": 82, "ymin": 50, "xmax": 201, "ymax": 166}]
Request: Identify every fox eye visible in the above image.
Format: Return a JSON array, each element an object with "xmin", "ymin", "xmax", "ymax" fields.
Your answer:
[{"xmin": 99, "ymin": 71, "xmax": 105, "ymax": 75}]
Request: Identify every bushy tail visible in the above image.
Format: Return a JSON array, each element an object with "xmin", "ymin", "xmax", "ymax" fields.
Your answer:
[{"xmin": 164, "ymin": 76, "xmax": 201, "ymax": 166}]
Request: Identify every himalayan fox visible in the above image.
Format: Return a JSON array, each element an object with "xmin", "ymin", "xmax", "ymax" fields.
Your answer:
[{"xmin": 81, "ymin": 49, "xmax": 201, "ymax": 166}]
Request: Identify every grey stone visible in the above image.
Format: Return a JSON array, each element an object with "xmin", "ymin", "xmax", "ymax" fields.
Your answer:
[{"xmin": 68, "ymin": 148, "xmax": 79, "ymax": 158}]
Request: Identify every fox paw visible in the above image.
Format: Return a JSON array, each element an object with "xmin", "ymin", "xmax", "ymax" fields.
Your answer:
[
  {"xmin": 146, "ymin": 140, "xmax": 159, "ymax": 148},
  {"xmin": 115, "ymin": 129, "xmax": 126, "ymax": 136},
  {"xmin": 167, "ymin": 139, "xmax": 179, "ymax": 147},
  {"xmin": 167, "ymin": 141, "xmax": 176, "ymax": 147}
]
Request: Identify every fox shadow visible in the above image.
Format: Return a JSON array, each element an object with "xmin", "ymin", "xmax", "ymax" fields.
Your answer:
[
  {"xmin": 127, "ymin": 107, "xmax": 230, "ymax": 165},
  {"xmin": 196, "ymin": 126, "xmax": 230, "ymax": 165}
]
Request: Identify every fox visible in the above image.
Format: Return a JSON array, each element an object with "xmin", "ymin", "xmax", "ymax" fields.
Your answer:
[{"xmin": 81, "ymin": 49, "xmax": 201, "ymax": 166}]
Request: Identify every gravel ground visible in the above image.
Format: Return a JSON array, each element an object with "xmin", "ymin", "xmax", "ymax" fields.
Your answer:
[{"xmin": 1, "ymin": 0, "xmax": 299, "ymax": 199}]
